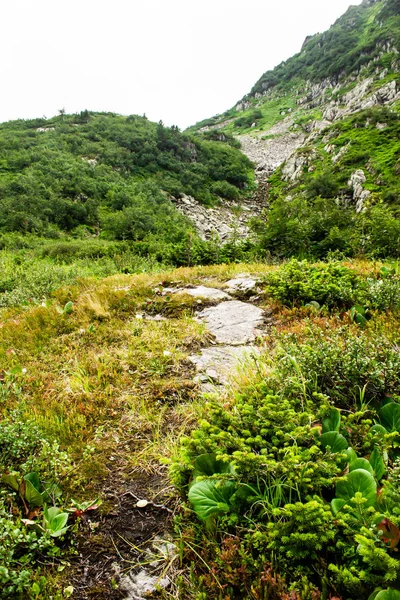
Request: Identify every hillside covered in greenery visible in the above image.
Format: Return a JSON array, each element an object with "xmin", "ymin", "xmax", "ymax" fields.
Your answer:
[
  {"xmin": 0, "ymin": 111, "xmax": 252, "ymax": 240},
  {"xmin": 1, "ymin": 1, "xmax": 400, "ymax": 599},
  {"xmin": 189, "ymin": 0, "xmax": 400, "ymax": 260}
]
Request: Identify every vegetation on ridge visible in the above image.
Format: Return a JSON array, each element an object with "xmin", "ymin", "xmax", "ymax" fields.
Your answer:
[{"xmin": 0, "ymin": 110, "xmax": 252, "ymax": 238}]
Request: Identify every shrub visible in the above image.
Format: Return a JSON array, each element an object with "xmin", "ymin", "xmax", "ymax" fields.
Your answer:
[{"xmin": 263, "ymin": 259, "xmax": 360, "ymax": 307}]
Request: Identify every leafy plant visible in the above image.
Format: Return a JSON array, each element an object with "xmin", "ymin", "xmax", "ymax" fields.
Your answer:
[
  {"xmin": 63, "ymin": 301, "xmax": 74, "ymax": 315},
  {"xmin": 372, "ymin": 402, "xmax": 400, "ymax": 437},
  {"xmin": 67, "ymin": 498, "xmax": 101, "ymax": 518},
  {"xmin": 263, "ymin": 260, "xmax": 359, "ymax": 308},
  {"xmin": 41, "ymin": 506, "xmax": 69, "ymax": 538},
  {"xmin": 368, "ymin": 589, "xmax": 400, "ymax": 600},
  {"xmin": 2, "ymin": 471, "xmax": 61, "ymax": 517},
  {"xmin": 188, "ymin": 479, "xmax": 237, "ymax": 521},
  {"xmin": 320, "ymin": 431, "xmax": 348, "ymax": 453},
  {"xmin": 332, "ymin": 468, "xmax": 377, "ymax": 514},
  {"xmin": 348, "ymin": 304, "xmax": 369, "ymax": 327}
]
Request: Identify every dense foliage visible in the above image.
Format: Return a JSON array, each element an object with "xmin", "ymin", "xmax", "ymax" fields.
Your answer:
[
  {"xmin": 172, "ymin": 260, "xmax": 400, "ymax": 599},
  {"xmin": 250, "ymin": 0, "xmax": 399, "ymax": 96},
  {"xmin": 0, "ymin": 111, "xmax": 252, "ymax": 242}
]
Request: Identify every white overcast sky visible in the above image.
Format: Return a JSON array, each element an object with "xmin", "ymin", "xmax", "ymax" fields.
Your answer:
[{"xmin": 2, "ymin": 0, "xmax": 362, "ymax": 129}]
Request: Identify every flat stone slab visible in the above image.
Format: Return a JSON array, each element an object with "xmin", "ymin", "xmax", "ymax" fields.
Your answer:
[
  {"xmin": 196, "ymin": 300, "xmax": 264, "ymax": 345},
  {"xmin": 177, "ymin": 286, "xmax": 231, "ymax": 300},
  {"xmin": 189, "ymin": 345, "xmax": 260, "ymax": 385},
  {"xmin": 225, "ymin": 275, "xmax": 258, "ymax": 295}
]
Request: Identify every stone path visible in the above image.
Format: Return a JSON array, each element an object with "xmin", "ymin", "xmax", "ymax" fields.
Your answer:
[
  {"xmin": 196, "ymin": 300, "xmax": 264, "ymax": 345},
  {"xmin": 119, "ymin": 275, "xmax": 266, "ymax": 598},
  {"xmin": 186, "ymin": 276, "xmax": 266, "ymax": 393}
]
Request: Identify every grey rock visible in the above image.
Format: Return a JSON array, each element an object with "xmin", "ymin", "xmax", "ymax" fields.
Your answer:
[
  {"xmin": 180, "ymin": 286, "xmax": 231, "ymax": 301},
  {"xmin": 173, "ymin": 195, "xmax": 264, "ymax": 243},
  {"xmin": 238, "ymin": 121, "xmax": 305, "ymax": 176},
  {"xmin": 196, "ymin": 301, "xmax": 264, "ymax": 345},
  {"xmin": 118, "ymin": 569, "xmax": 170, "ymax": 600},
  {"xmin": 189, "ymin": 345, "xmax": 260, "ymax": 385},
  {"xmin": 332, "ymin": 143, "xmax": 350, "ymax": 165},
  {"xmin": 348, "ymin": 170, "xmax": 371, "ymax": 213},
  {"xmin": 225, "ymin": 275, "xmax": 258, "ymax": 295},
  {"xmin": 282, "ymin": 153, "xmax": 312, "ymax": 183}
]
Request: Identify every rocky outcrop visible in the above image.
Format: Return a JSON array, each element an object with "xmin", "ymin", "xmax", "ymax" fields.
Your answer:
[
  {"xmin": 238, "ymin": 117, "xmax": 306, "ymax": 176},
  {"xmin": 348, "ymin": 169, "xmax": 371, "ymax": 213},
  {"xmin": 196, "ymin": 300, "xmax": 265, "ymax": 345},
  {"xmin": 172, "ymin": 194, "xmax": 265, "ymax": 242},
  {"xmin": 321, "ymin": 79, "xmax": 400, "ymax": 122},
  {"xmin": 281, "ymin": 154, "xmax": 308, "ymax": 183}
]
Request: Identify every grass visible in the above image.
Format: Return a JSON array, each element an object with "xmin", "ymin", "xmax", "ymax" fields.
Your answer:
[{"xmin": 1, "ymin": 258, "xmax": 400, "ymax": 598}]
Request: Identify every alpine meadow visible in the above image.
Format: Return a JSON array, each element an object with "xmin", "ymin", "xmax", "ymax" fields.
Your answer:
[{"xmin": 1, "ymin": 0, "xmax": 400, "ymax": 599}]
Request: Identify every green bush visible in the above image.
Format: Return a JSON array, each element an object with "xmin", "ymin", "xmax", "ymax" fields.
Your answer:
[
  {"xmin": 0, "ymin": 415, "xmax": 71, "ymax": 597},
  {"xmin": 172, "ymin": 308, "xmax": 400, "ymax": 598},
  {"xmin": 263, "ymin": 259, "xmax": 360, "ymax": 307}
]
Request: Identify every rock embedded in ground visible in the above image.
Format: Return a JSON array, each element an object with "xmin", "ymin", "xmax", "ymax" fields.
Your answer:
[
  {"xmin": 196, "ymin": 300, "xmax": 264, "ymax": 345},
  {"xmin": 225, "ymin": 275, "xmax": 259, "ymax": 296},
  {"xmin": 180, "ymin": 286, "xmax": 231, "ymax": 301},
  {"xmin": 190, "ymin": 345, "xmax": 260, "ymax": 385},
  {"xmin": 118, "ymin": 569, "xmax": 170, "ymax": 600}
]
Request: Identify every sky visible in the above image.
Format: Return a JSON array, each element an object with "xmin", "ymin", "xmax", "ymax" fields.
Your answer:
[{"xmin": 2, "ymin": 0, "xmax": 362, "ymax": 129}]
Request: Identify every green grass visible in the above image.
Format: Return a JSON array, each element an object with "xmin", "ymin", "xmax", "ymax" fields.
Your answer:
[{"xmin": 1, "ymin": 258, "xmax": 399, "ymax": 597}]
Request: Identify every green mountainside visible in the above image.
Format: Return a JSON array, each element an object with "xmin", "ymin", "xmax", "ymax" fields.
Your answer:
[
  {"xmin": 0, "ymin": 112, "xmax": 251, "ymax": 240},
  {"xmin": 2, "ymin": 2, "xmax": 400, "ymax": 599},
  {"xmin": 190, "ymin": 0, "xmax": 400, "ymax": 259}
]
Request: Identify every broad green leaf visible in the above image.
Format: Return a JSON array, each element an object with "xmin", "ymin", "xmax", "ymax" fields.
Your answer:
[
  {"xmin": 371, "ymin": 424, "xmax": 389, "ymax": 436},
  {"xmin": 9, "ymin": 366, "xmax": 23, "ymax": 375},
  {"xmin": 49, "ymin": 525, "xmax": 69, "ymax": 538},
  {"xmin": 322, "ymin": 408, "xmax": 341, "ymax": 433},
  {"xmin": 320, "ymin": 431, "xmax": 348, "ymax": 453},
  {"xmin": 383, "ymin": 396, "xmax": 394, "ymax": 406},
  {"xmin": 2, "ymin": 472, "xmax": 19, "ymax": 491},
  {"xmin": 24, "ymin": 472, "xmax": 41, "ymax": 489},
  {"xmin": 305, "ymin": 301, "xmax": 320, "ymax": 310},
  {"xmin": 354, "ymin": 305, "xmax": 366, "ymax": 315},
  {"xmin": 188, "ymin": 479, "xmax": 236, "ymax": 521},
  {"xmin": 24, "ymin": 474, "xmax": 43, "ymax": 507},
  {"xmin": 379, "ymin": 403, "xmax": 400, "ymax": 433},
  {"xmin": 50, "ymin": 513, "xmax": 69, "ymax": 532},
  {"xmin": 24, "ymin": 480, "xmax": 44, "ymax": 507},
  {"xmin": 63, "ymin": 301, "xmax": 74, "ymax": 314},
  {"xmin": 45, "ymin": 506, "xmax": 62, "ymax": 522},
  {"xmin": 345, "ymin": 447, "xmax": 357, "ymax": 463},
  {"xmin": 336, "ymin": 469, "xmax": 377, "ymax": 508},
  {"xmin": 350, "ymin": 458, "xmax": 374, "ymax": 475},
  {"xmin": 369, "ymin": 448, "xmax": 386, "ymax": 481},
  {"xmin": 331, "ymin": 498, "xmax": 346, "ymax": 514},
  {"xmin": 193, "ymin": 453, "xmax": 234, "ymax": 480},
  {"xmin": 355, "ymin": 313, "xmax": 368, "ymax": 327},
  {"xmin": 374, "ymin": 590, "xmax": 400, "ymax": 600}
]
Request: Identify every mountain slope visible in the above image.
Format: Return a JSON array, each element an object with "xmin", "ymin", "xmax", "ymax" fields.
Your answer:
[
  {"xmin": 0, "ymin": 112, "xmax": 252, "ymax": 243},
  {"xmin": 189, "ymin": 0, "xmax": 400, "ymax": 258}
]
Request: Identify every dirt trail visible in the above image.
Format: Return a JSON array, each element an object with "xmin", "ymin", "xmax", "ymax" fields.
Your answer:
[{"xmin": 71, "ymin": 275, "xmax": 271, "ymax": 600}]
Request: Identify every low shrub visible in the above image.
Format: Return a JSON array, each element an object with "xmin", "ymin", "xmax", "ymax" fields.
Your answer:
[
  {"xmin": 172, "ymin": 310, "xmax": 400, "ymax": 598},
  {"xmin": 263, "ymin": 259, "xmax": 360, "ymax": 307}
]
